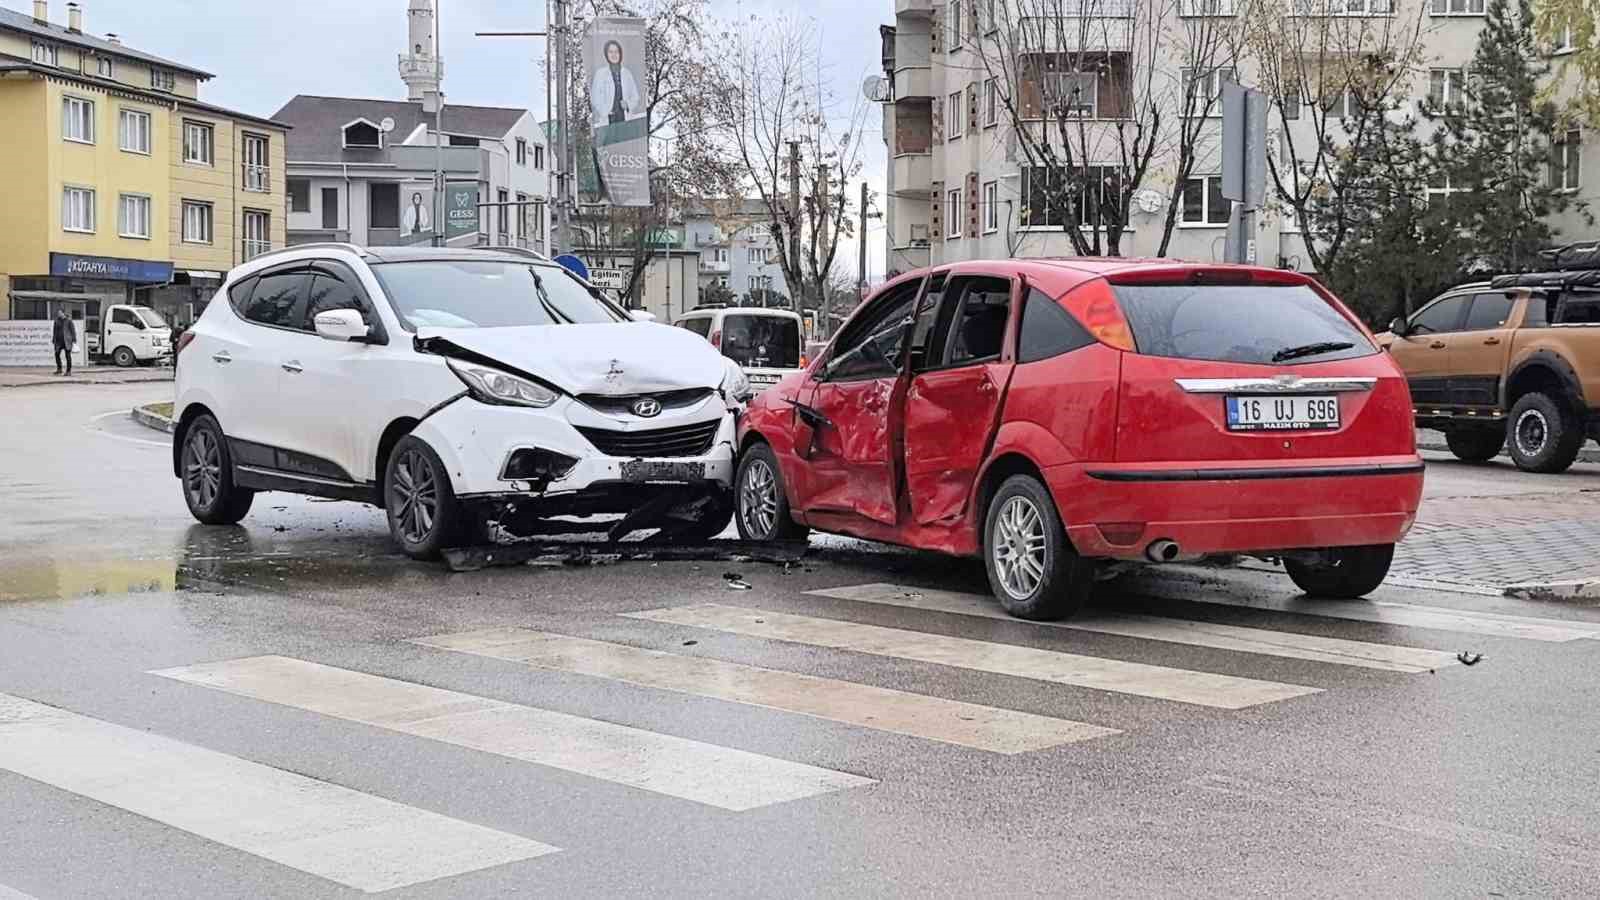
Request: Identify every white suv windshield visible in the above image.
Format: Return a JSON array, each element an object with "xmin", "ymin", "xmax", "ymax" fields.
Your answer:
[
  {"xmin": 372, "ymin": 260, "xmax": 626, "ymax": 331},
  {"xmin": 136, "ymin": 309, "xmax": 167, "ymax": 328}
]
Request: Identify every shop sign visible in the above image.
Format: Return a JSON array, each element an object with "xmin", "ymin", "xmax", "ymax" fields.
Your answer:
[{"xmin": 50, "ymin": 253, "xmax": 174, "ymax": 284}]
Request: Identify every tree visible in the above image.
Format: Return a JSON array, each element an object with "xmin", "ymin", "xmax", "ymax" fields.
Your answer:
[
  {"xmin": 1536, "ymin": 0, "xmax": 1598, "ymax": 125},
  {"xmin": 973, "ymin": 0, "xmax": 1164, "ymax": 256},
  {"xmin": 1241, "ymin": 0, "xmax": 1430, "ymax": 275},
  {"xmin": 710, "ymin": 15, "xmax": 869, "ymax": 316},
  {"xmin": 702, "ymin": 280, "xmax": 736, "ymax": 306},
  {"xmin": 1426, "ymin": 0, "xmax": 1578, "ymax": 271}
]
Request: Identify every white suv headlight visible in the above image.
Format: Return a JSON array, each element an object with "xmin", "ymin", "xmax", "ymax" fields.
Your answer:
[
  {"xmin": 449, "ymin": 360, "xmax": 561, "ymax": 408},
  {"xmin": 720, "ymin": 358, "xmax": 752, "ymax": 404}
]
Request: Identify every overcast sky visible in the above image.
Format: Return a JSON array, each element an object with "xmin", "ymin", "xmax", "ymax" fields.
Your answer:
[{"xmin": 12, "ymin": 0, "xmax": 889, "ymax": 283}]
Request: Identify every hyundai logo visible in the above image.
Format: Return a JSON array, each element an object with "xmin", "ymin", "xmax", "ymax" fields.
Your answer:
[{"xmin": 631, "ymin": 397, "xmax": 662, "ymax": 418}]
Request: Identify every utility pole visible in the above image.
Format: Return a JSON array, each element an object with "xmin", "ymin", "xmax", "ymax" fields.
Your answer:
[
  {"xmin": 856, "ymin": 179, "xmax": 869, "ymax": 301},
  {"xmin": 786, "ymin": 142, "xmax": 801, "ymax": 312},
  {"xmin": 554, "ymin": 0, "xmax": 572, "ymax": 256}
]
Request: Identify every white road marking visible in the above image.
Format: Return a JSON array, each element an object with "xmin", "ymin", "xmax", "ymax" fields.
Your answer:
[
  {"xmin": 414, "ymin": 628, "xmax": 1119, "ymax": 754},
  {"xmin": 153, "ymin": 656, "xmax": 872, "ymax": 811},
  {"xmin": 807, "ymin": 584, "xmax": 1461, "ymax": 673},
  {"xmin": 86, "ymin": 410, "xmax": 170, "ymax": 448},
  {"xmin": 1178, "ymin": 590, "xmax": 1600, "ymax": 643},
  {"xmin": 0, "ymin": 885, "xmax": 39, "ymax": 900},
  {"xmin": 0, "ymin": 692, "xmax": 554, "ymax": 893},
  {"xmin": 624, "ymin": 605, "xmax": 1319, "ymax": 709}
]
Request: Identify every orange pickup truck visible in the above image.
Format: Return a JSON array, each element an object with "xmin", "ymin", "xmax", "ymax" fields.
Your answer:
[{"xmin": 1379, "ymin": 255, "xmax": 1600, "ymax": 473}]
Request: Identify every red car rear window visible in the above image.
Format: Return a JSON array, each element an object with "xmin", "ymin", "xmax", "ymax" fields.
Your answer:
[{"xmin": 1111, "ymin": 283, "xmax": 1376, "ymax": 365}]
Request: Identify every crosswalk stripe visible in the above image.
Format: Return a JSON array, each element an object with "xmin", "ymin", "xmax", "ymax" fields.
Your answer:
[
  {"xmin": 414, "ymin": 628, "xmax": 1119, "ymax": 754},
  {"xmin": 0, "ymin": 885, "xmax": 39, "ymax": 900},
  {"xmin": 806, "ymin": 583, "xmax": 1461, "ymax": 673},
  {"xmin": 152, "ymin": 656, "xmax": 873, "ymax": 811},
  {"xmin": 624, "ymin": 605, "xmax": 1320, "ymax": 709},
  {"xmin": 0, "ymin": 692, "xmax": 555, "ymax": 893},
  {"xmin": 1175, "ymin": 589, "xmax": 1600, "ymax": 643}
]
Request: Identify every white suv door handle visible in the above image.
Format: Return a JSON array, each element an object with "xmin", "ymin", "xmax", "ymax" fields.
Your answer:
[
  {"xmin": 212, "ymin": 351, "xmax": 232, "ymax": 364},
  {"xmin": 281, "ymin": 360, "xmax": 303, "ymax": 374}
]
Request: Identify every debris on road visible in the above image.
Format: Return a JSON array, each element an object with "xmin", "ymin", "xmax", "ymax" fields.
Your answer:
[
  {"xmin": 1457, "ymin": 651, "xmax": 1484, "ymax": 666},
  {"xmin": 442, "ymin": 540, "xmax": 810, "ymax": 573}
]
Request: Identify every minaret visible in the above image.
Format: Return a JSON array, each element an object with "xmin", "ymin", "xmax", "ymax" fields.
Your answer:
[{"xmin": 399, "ymin": 0, "xmax": 442, "ymax": 102}]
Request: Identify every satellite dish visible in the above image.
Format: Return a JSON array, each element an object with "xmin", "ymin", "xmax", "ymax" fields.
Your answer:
[
  {"xmin": 379, "ymin": 116, "xmax": 397, "ymax": 133},
  {"xmin": 861, "ymin": 75, "xmax": 892, "ymax": 103}
]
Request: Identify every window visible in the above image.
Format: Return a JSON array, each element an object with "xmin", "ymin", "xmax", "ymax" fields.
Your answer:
[
  {"xmin": 62, "ymin": 96, "xmax": 94, "ymax": 143},
  {"xmin": 497, "ymin": 188, "xmax": 510, "ymax": 237},
  {"xmin": 1551, "ymin": 129, "xmax": 1581, "ymax": 192},
  {"xmin": 678, "ymin": 317, "xmax": 712, "ymax": 338},
  {"xmin": 827, "ymin": 282, "xmax": 921, "ymax": 380},
  {"xmin": 947, "ymin": 0, "xmax": 963, "ymax": 51},
  {"xmin": 304, "ymin": 271, "xmax": 369, "ymax": 329},
  {"xmin": 1431, "ymin": 0, "xmax": 1484, "ymax": 13},
  {"xmin": 946, "ymin": 277, "xmax": 1011, "ymax": 365},
  {"xmin": 150, "ymin": 68, "xmax": 176, "ymax": 91},
  {"xmin": 712, "ymin": 247, "xmax": 730, "ymax": 263},
  {"xmin": 321, "ymin": 187, "xmax": 340, "ymax": 229},
  {"xmin": 111, "ymin": 308, "xmax": 140, "ymax": 328},
  {"xmin": 1556, "ymin": 24, "xmax": 1576, "ymax": 53},
  {"xmin": 118, "ymin": 194, "xmax": 151, "ymax": 239},
  {"xmin": 1018, "ymin": 53, "xmax": 1133, "ymax": 119},
  {"xmin": 1115, "ymin": 284, "xmax": 1374, "ymax": 365},
  {"xmin": 516, "ymin": 192, "xmax": 529, "ymax": 238},
  {"xmin": 984, "ymin": 78, "xmax": 999, "ymax": 127},
  {"xmin": 343, "ymin": 121, "xmax": 382, "ymax": 148},
  {"xmin": 370, "ymin": 261, "xmax": 626, "ymax": 331},
  {"xmin": 1018, "ymin": 288, "xmax": 1094, "ymax": 363},
  {"xmin": 182, "ymin": 200, "xmax": 214, "ymax": 244},
  {"xmin": 749, "ymin": 246, "xmax": 770, "ymax": 264},
  {"xmin": 748, "ymin": 275, "xmax": 774, "ymax": 292},
  {"xmin": 1182, "ymin": 68, "xmax": 1234, "ymax": 117},
  {"xmin": 1322, "ymin": 88, "xmax": 1360, "ymax": 119},
  {"xmin": 288, "ymin": 179, "xmax": 311, "ymax": 213},
  {"xmin": 1410, "ymin": 295, "xmax": 1469, "ymax": 334},
  {"xmin": 983, "ymin": 180, "xmax": 999, "ymax": 233},
  {"xmin": 243, "ymin": 210, "xmax": 271, "ymax": 260},
  {"xmin": 947, "ymin": 188, "xmax": 963, "ymax": 238},
  {"xmin": 1463, "ymin": 292, "xmax": 1515, "ymax": 331},
  {"xmin": 118, "ymin": 108, "xmax": 150, "ymax": 154},
  {"xmin": 531, "ymin": 204, "xmax": 544, "ymax": 240},
  {"xmin": 983, "ymin": 0, "xmax": 998, "ymax": 33},
  {"xmin": 516, "ymin": 138, "xmax": 529, "ymax": 166},
  {"xmin": 61, "ymin": 187, "xmax": 95, "ymax": 233},
  {"xmin": 243, "ymin": 133, "xmax": 270, "ymax": 192},
  {"xmin": 369, "ymin": 183, "xmax": 400, "ymax": 229},
  {"xmin": 1021, "ymin": 165, "xmax": 1123, "ymax": 229},
  {"xmin": 1181, "ymin": 175, "xmax": 1232, "ymax": 226},
  {"xmin": 448, "ymin": 135, "xmax": 480, "ymax": 147},
  {"xmin": 1426, "ymin": 171, "xmax": 1467, "ymax": 202},
  {"xmin": 243, "ymin": 270, "xmax": 309, "ymax": 329},
  {"xmin": 183, "ymin": 121, "xmax": 214, "ymax": 165},
  {"xmin": 947, "ymin": 91, "xmax": 964, "ymax": 139},
  {"xmin": 533, "ymin": 144, "xmax": 546, "ymax": 168},
  {"xmin": 1428, "ymin": 68, "xmax": 1466, "ymax": 107},
  {"xmin": 1296, "ymin": 0, "xmax": 1391, "ymax": 12},
  {"xmin": 32, "ymin": 41, "xmax": 57, "ymax": 65},
  {"xmin": 1179, "ymin": 0, "xmax": 1235, "ymax": 13},
  {"xmin": 1556, "ymin": 295, "xmax": 1600, "ymax": 324}
]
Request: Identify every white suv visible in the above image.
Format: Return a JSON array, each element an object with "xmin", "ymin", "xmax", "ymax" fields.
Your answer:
[{"xmin": 173, "ymin": 245, "xmax": 749, "ymax": 558}]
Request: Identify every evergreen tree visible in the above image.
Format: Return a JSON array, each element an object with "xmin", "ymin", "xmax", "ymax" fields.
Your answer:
[{"xmin": 1426, "ymin": 0, "xmax": 1576, "ymax": 271}]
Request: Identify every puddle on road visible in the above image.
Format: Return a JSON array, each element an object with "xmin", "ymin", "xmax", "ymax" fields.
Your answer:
[{"xmin": 0, "ymin": 556, "xmax": 178, "ymax": 602}]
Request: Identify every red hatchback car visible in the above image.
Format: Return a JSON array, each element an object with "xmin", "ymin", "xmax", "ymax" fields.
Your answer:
[{"xmin": 733, "ymin": 259, "xmax": 1425, "ymax": 620}]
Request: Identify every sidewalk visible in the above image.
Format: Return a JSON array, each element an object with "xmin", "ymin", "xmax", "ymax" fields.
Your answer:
[{"xmin": 0, "ymin": 366, "xmax": 174, "ymax": 388}]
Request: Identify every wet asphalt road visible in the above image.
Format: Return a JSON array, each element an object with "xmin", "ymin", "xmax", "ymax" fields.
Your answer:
[{"xmin": 4, "ymin": 382, "xmax": 1600, "ymax": 898}]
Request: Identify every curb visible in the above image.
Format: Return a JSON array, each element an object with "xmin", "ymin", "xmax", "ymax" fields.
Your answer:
[
  {"xmin": 1417, "ymin": 439, "xmax": 1600, "ymax": 465},
  {"xmin": 1503, "ymin": 580, "xmax": 1600, "ymax": 603},
  {"xmin": 131, "ymin": 405, "xmax": 175, "ymax": 435}
]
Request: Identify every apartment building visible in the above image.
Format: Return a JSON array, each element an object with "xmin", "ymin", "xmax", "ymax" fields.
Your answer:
[
  {"xmin": 879, "ymin": 0, "xmax": 1594, "ymax": 276},
  {"xmin": 682, "ymin": 200, "xmax": 792, "ymax": 302},
  {"xmin": 0, "ymin": 1, "xmax": 286, "ymax": 330}
]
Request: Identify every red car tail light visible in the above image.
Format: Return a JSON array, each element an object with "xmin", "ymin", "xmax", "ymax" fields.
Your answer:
[
  {"xmin": 1060, "ymin": 280, "xmax": 1135, "ymax": 352},
  {"xmin": 174, "ymin": 330, "xmax": 196, "ymax": 361},
  {"xmin": 1105, "ymin": 266, "xmax": 1310, "ymax": 287},
  {"xmin": 709, "ymin": 329, "xmax": 721, "ymax": 349}
]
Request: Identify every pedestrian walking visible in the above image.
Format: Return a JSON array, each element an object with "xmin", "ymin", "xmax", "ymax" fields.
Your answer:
[{"xmin": 52, "ymin": 309, "xmax": 77, "ymax": 375}]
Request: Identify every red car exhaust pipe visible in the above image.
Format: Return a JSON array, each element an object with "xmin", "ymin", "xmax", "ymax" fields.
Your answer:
[{"xmin": 1146, "ymin": 539, "xmax": 1181, "ymax": 563}]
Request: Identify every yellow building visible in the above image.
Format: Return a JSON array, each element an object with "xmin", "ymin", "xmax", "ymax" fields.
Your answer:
[{"xmin": 0, "ymin": 0, "xmax": 286, "ymax": 335}]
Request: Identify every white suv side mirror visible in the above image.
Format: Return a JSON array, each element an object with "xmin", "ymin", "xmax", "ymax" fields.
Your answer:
[
  {"xmin": 314, "ymin": 309, "xmax": 370, "ymax": 342},
  {"xmin": 629, "ymin": 309, "xmax": 657, "ymax": 323}
]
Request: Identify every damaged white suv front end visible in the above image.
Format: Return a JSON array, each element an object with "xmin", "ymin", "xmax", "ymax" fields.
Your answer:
[{"xmin": 172, "ymin": 245, "xmax": 748, "ymax": 560}]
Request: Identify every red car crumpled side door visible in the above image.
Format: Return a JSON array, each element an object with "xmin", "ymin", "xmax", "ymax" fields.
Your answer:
[
  {"xmin": 792, "ymin": 279, "xmax": 926, "ymax": 525},
  {"xmin": 901, "ymin": 273, "xmax": 1018, "ymax": 525}
]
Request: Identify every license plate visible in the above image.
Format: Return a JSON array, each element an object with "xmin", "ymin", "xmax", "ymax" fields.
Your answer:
[
  {"xmin": 1225, "ymin": 395, "xmax": 1340, "ymax": 432},
  {"xmin": 619, "ymin": 460, "xmax": 706, "ymax": 483}
]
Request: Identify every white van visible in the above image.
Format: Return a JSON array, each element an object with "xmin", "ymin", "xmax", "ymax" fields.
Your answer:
[
  {"xmin": 672, "ymin": 306, "xmax": 806, "ymax": 392},
  {"xmin": 92, "ymin": 304, "xmax": 171, "ymax": 366}
]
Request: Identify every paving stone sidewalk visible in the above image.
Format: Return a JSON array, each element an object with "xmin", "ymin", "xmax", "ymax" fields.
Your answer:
[{"xmin": 1395, "ymin": 489, "xmax": 1600, "ymax": 589}]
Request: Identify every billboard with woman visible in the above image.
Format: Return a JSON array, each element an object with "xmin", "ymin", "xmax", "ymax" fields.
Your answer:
[{"xmin": 586, "ymin": 17, "xmax": 651, "ymax": 207}]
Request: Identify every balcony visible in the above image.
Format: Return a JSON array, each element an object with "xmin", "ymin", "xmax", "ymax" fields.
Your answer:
[
  {"xmin": 242, "ymin": 164, "xmax": 270, "ymax": 193},
  {"xmin": 895, "ymin": 0, "xmax": 934, "ymax": 16},
  {"xmin": 241, "ymin": 239, "xmax": 271, "ymax": 261},
  {"xmin": 700, "ymin": 259, "xmax": 731, "ymax": 274},
  {"xmin": 891, "ymin": 153, "xmax": 933, "ymax": 196},
  {"xmin": 894, "ymin": 66, "xmax": 931, "ymax": 100},
  {"xmin": 1017, "ymin": 13, "xmax": 1133, "ymax": 52},
  {"xmin": 891, "ymin": 244, "xmax": 931, "ymax": 271}
]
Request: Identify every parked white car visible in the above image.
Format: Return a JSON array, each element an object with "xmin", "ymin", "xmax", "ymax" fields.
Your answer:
[
  {"xmin": 173, "ymin": 245, "xmax": 749, "ymax": 558},
  {"xmin": 672, "ymin": 306, "xmax": 806, "ymax": 393}
]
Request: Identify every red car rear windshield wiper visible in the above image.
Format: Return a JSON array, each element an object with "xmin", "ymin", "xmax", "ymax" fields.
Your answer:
[{"xmin": 1271, "ymin": 341, "xmax": 1355, "ymax": 363}]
